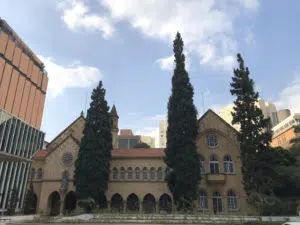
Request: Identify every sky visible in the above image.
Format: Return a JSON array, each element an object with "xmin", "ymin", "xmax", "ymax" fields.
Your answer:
[{"xmin": 1, "ymin": 0, "xmax": 300, "ymax": 145}]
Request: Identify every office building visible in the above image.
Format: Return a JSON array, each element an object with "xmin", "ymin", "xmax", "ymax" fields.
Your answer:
[
  {"xmin": 159, "ymin": 119, "xmax": 167, "ymax": 148},
  {"xmin": 271, "ymin": 113, "xmax": 300, "ymax": 149},
  {"xmin": 277, "ymin": 109, "xmax": 291, "ymax": 123},
  {"xmin": 118, "ymin": 129, "xmax": 141, "ymax": 149},
  {"xmin": 0, "ymin": 18, "xmax": 48, "ymax": 214},
  {"xmin": 140, "ymin": 135, "xmax": 155, "ymax": 148}
]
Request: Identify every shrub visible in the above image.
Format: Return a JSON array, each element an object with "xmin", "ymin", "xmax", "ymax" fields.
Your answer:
[{"xmin": 77, "ymin": 197, "xmax": 96, "ymax": 213}]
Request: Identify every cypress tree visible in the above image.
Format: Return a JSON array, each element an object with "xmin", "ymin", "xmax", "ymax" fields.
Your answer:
[
  {"xmin": 164, "ymin": 32, "xmax": 200, "ymax": 211},
  {"xmin": 23, "ymin": 181, "xmax": 36, "ymax": 214},
  {"xmin": 230, "ymin": 53, "xmax": 272, "ymax": 195},
  {"xmin": 74, "ymin": 81, "xmax": 112, "ymax": 206}
]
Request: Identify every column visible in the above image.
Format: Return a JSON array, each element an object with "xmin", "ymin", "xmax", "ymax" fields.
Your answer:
[
  {"xmin": 156, "ymin": 202, "xmax": 160, "ymax": 213},
  {"xmin": 172, "ymin": 202, "xmax": 176, "ymax": 214},
  {"xmin": 123, "ymin": 201, "xmax": 126, "ymax": 213},
  {"xmin": 107, "ymin": 201, "xmax": 111, "ymax": 212},
  {"xmin": 139, "ymin": 202, "xmax": 143, "ymax": 213},
  {"xmin": 60, "ymin": 199, "xmax": 64, "ymax": 215}
]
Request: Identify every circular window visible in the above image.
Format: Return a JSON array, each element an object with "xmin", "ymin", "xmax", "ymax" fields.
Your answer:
[
  {"xmin": 62, "ymin": 152, "xmax": 73, "ymax": 166},
  {"xmin": 206, "ymin": 134, "xmax": 218, "ymax": 148}
]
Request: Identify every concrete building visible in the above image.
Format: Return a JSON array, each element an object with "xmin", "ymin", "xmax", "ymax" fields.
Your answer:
[
  {"xmin": 0, "ymin": 19, "xmax": 48, "ymax": 129},
  {"xmin": 140, "ymin": 136, "xmax": 155, "ymax": 148},
  {"xmin": 159, "ymin": 119, "xmax": 167, "ymax": 148},
  {"xmin": 218, "ymin": 99, "xmax": 279, "ymax": 131},
  {"xmin": 277, "ymin": 109, "xmax": 291, "ymax": 124},
  {"xmin": 29, "ymin": 108, "xmax": 247, "ymax": 215},
  {"xmin": 218, "ymin": 106, "xmax": 240, "ymax": 131},
  {"xmin": 0, "ymin": 18, "xmax": 47, "ymax": 214},
  {"xmin": 118, "ymin": 129, "xmax": 141, "ymax": 149},
  {"xmin": 256, "ymin": 99, "xmax": 278, "ymax": 127},
  {"xmin": 271, "ymin": 114, "xmax": 300, "ymax": 149}
]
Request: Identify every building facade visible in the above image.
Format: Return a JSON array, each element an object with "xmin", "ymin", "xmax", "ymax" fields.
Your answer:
[
  {"xmin": 271, "ymin": 114, "xmax": 300, "ymax": 149},
  {"xmin": 29, "ymin": 108, "xmax": 247, "ymax": 215},
  {"xmin": 140, "ymin": 136, "xmax": 155, "ymax": 148},
  {"xmin": 0, "ymin": 18, "xmax": 48, "ymax": 129},
  {"xmin": 118, "ymin": 129, "xmax": 141, "ymax": 149},
  {"xmin": 0, "ymin": 109, "xmax": 44, "ymax": 213},
  {"xmin": 277, "ymin": 109, "xmax": 291, "ymax": 124},
  {"xmin": 159, "ymin": 119, "xmax": 167, "ymax": 148},
  {"xmin": 0, "ymin": 18, "xmax": 48, "ymax": 214}
]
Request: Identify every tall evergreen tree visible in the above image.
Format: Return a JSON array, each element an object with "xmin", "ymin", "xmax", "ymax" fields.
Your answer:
[
  {"xmin": 74, "ymin": 81, "xmax": 112, "ymax": 205},
  {"xmin": 230, "ymin": 54, "xmax": 272, "ymax": 195},
  {"xmin": 23, "ymin": 181, "xmax": 37, "ymax": 214},
  {"xmin": 165, "ymin": 32, "xmax": 200, "ymax": 211}
]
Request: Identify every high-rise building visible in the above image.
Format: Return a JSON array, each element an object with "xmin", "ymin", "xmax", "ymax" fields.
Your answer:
[
  {"xmin": 218, "ymin": 99, "xmax": 279, "ymax": 131},
  {"xmin": 140, "ymin": 135, "xmax": 155, "ymax": 148},
  {"xmin": 118, "ymin": 129, "xmax": 141, "ymax": 149},
  {"xmin": 271, "ymin": 113, "xmax": 300, "ymax": 149},
  {"xmin": 277, "ymin": 109, "xmax": 291, "ymax": 123},
  {"xmin": 0, "ymin": 18, "xmax": 47, "ymax": 214},
  {"xmin": 159, "ymin": 119, "xmax": 167, "ymax": 148}
]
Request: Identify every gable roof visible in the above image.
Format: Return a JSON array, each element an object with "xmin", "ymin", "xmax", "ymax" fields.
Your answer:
[
  {"xmin": 48, "ymin": 113, "xmax": 85, "ymax": 146},
  {"xmin": 32, "ymin": 149, "xmax": 48, "ymax": 159},
  {"xmin": 198, "ymin": 109, "xmax": 239, "ymax": 135}
]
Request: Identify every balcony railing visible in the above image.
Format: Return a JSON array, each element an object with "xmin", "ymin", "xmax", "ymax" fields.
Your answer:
[{"xmin": 206, "ymin": 173, "xmax": 226, "ymax": 184}]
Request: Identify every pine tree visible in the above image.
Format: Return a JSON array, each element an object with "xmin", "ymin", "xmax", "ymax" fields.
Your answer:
[
  {"xmin": 230, "ymin": 53, "xmax": 272, "ymax": 195},
  {"xmin": 164, "ymin": 32, "xmax": 200, "ymax": 211},
  {"xmin": 74, "ymin": 81, "xmax": 112, "ymax": 206},
  {"xmin": 7, "ymin": 186, "xmax": 19, "ymax": 215},
  {"xmin": 23, "ymin": 181, "xmax": 37, "ymax": 214}
]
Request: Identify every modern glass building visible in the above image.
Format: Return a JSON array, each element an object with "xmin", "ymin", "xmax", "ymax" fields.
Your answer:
[{"xmin": 0, "ymin": 109, "xmax": 44, "ymax": 214}]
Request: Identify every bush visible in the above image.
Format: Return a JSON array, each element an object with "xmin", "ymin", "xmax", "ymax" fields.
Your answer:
[{"xmin": 77, "ymin": 197, "xmax": 96, "ymax": 213}]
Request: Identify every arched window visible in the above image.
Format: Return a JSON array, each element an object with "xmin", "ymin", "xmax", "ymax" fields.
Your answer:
[
  {"xmin": 135, "ymin": 167, "xmax": 140, "ymax": 180},
  {"xmin": 150, "ymin": 167, "xmax": 155, "ymax": 180},
  {"xmin": 227, "ymin": 190, "xmax": 238, "ymax": 210},
  {"xmin": 206, "ymin": 134, "xmax": 218, "ymax": 147},
  {"xmin": 157, "ymin": 167, "xmax": 163, "ymax": 180},
  {"xmin": 31, "ymin": 168, "xmax": 35, "ymax": 180},
  {"xmin": 199, "ymin": 155, "xmax": 205, "ymax": 174},
  {"xmin": 120, "ymin": 167, "xmax": 125, "ymax": 180},
  {"xmin": 198, "ymin": 190, "xmax": 208, "ymax": 210},
  {"xmin": 128, "ymin": 167, "xmax": 133, "ymax": 180},
  {"xmin": 224, "ymin": 155, "xmax": 234, "ymax": 174},
  {"xmin": 210, "ymin": 155, "xmax": 219, "ymax": 174},
  {"xmin": 212, "ymin": 192, "xmax": 222, "ymax": 213},
  {"xmin": 143, "ymin": 167, "xmax": 148, "ymax": 180},
  {"xmin": 37, "ymin": 168, "xmax": 43, "ymax": 180},
  {"xmin": 112, "ymin": 167, "xmax": 118, "ymax": 180}
]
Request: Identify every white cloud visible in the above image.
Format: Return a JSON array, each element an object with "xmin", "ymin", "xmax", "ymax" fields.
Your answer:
[
  {"xmin": 100, "ymin": 0, "xmax": 259, "ymax": 71},
  {"xmin": 57, "ymin": 0, "xmax": 115, "ymax": 38},
  {"xmin": 40, "ymin": 55, "xmax": 101, "ymax": 98},
  {"xmin": 156, "ymin": 52, "xmax": 191, "ymax": 71},
  {"xmin": 275, "ymin": 76, "xmax": 300, "ymax": 113}
]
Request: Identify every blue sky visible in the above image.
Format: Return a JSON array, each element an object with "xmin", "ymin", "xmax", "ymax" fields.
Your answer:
[{"xmin": 1, "ymin": 0, "xmax": 300, "ymax": 144}]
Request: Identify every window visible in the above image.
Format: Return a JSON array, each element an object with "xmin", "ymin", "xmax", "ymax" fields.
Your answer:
[
  {"xmin": 112, "ymin": 167, "xmax": 118, "ymax": 180},
  {"xmin": 157, "ymin": 167, "xmax": 163, "ymax": 180},
  {"xmin": 128, "ymin": 167, "xmax": 133, "ymax": 180},
  {"xmin": 37, "ymin": 168, "xmax": 43, "ymax": 180},
  {"xmin": 227, "ymin": 190, "xmax": 238, "ymax": 210},
  {"xmin": 206, "ymin": 134, "xmax": 218, "ymax": 147},
  {"xmin": 62, "ymin": 152, "xmax": 73, "ymax": 166},
  {"xmin": 143, "ymin": 167, "xmax": 148, "ymax": 180},
  {"xmin": 210, "ymin": 155, "xmax": 219, "ymax": 174},
  {"xmin": 135, "ymin": 167, "xmax": 140, "ymax": 180},
  {"xmin": 199, "ymin": 190, "xmax": 208, "ymax": 210},
  {"xmin": 199, "ymin": 155, "xmax": 205, "ymax": 174},
  {"xmin": 212, "ymin": 192, "xmax": 222, "ymax": 213},
  {"xmin": 31, "ymin": 168, "xmax": 35, "ymax": 180},
  {"xmin": 224, "ymin": 155, "xmax": 233, "ymax": 174},
  {"xmin": 120, "ymin": 167, "xmax": 125, "ymax": 180},
  {"xmin": 150, "ymin": 167, "xmax": 155, "ymax": 180}
]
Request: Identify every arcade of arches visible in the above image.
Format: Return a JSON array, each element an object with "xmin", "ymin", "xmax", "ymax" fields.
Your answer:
[{"xmin": 29, "ymin": 109, "xmax": 247, "ymax": 215}]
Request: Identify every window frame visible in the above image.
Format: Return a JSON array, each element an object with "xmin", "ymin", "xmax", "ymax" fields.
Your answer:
[
  {"xmin": 127, "ymin": 167, "xmax": 133, "ymax": 180},
  {"xmin": 224, "ymin": 155, "xmax": 234, "ymax": 174},
  {"xmin": 150, "ymin": 167, "xmax": 155, "ymax": 180},
  {"xmin": 135, "ymin": 167, "xmax": 140, "ymax": 180},
  {"xmin": 198, "ymin": 190, "xmax": 208, "ymax": 210},
  {"xmin": 120, "ymin": 167, "xmax": 125, "ymax": 180},
  {"xmin": 143, "ymin": 167, "xmax": 148, "ymax": 180},
  {"xmin": 210, "ymin": 155, "xmax": 219, "ymax": 174},
  {"xmin": 206, "ymin": 134, "xmax": 218, "ymax": 148},
  {"xmin": 227, "ymin": 190, "xmax": 238, "ymax": 211},
  {"xmin": 112, "ymin": 167, "xmax": 118, "ymax": 180}
]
